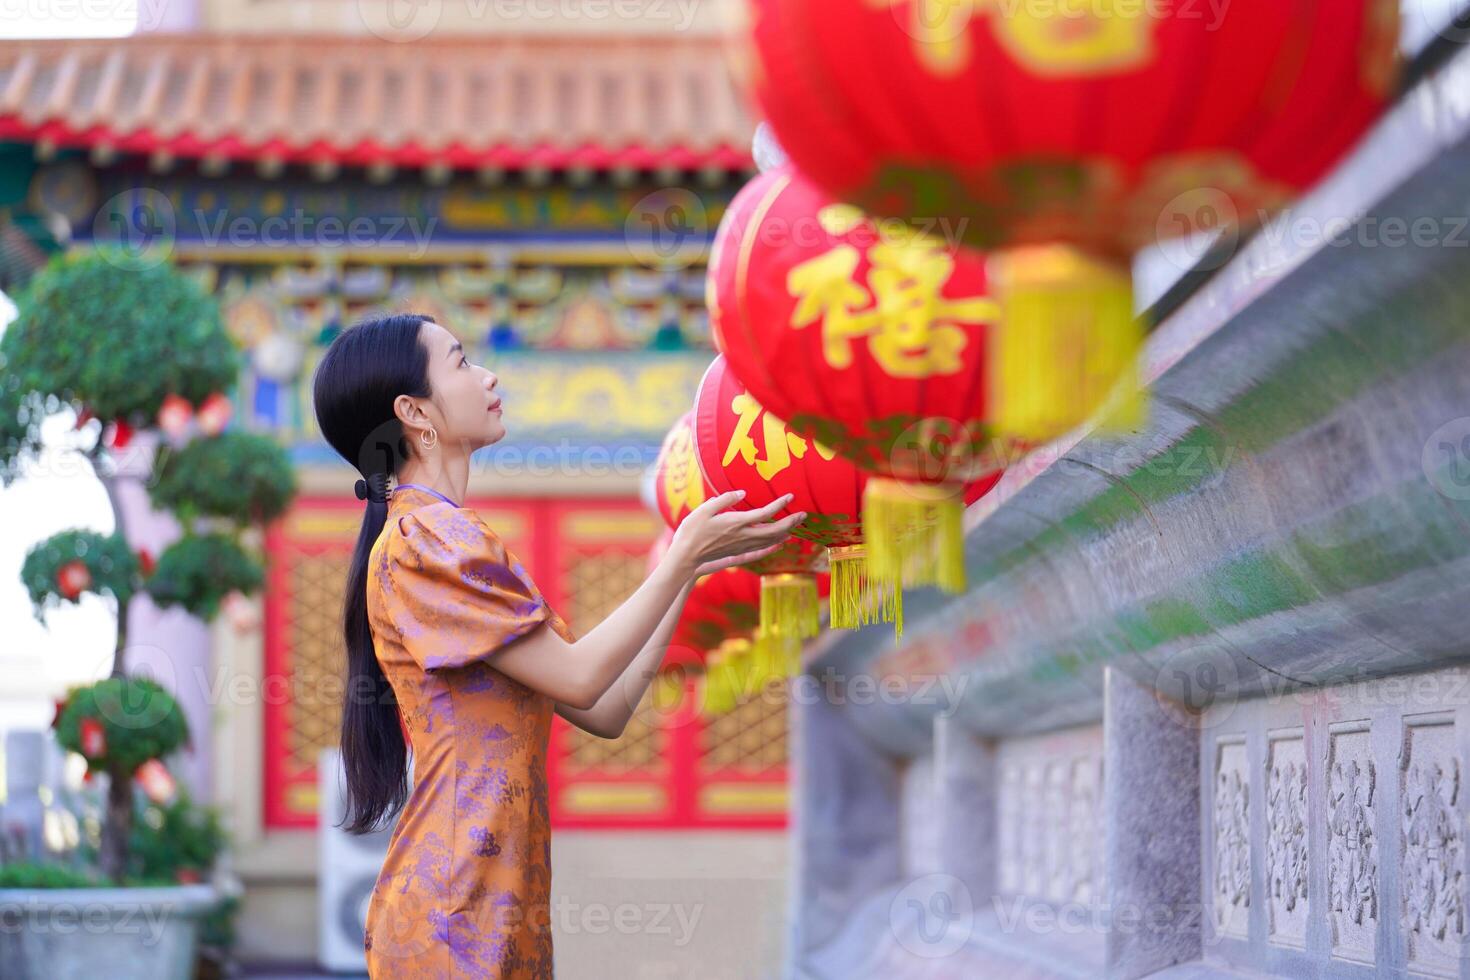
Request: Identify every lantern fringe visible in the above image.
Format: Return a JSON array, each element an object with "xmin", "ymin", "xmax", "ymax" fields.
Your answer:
[
  {"xmin": 760, "ymin": 573, "xmax": 820, "ymax": 640},
  {"xmin": 702, "ymin": 638, "xmax": 757, "ymax": 715},
  {"xmin": 988, "ymin": 245, "xmax": 1145, "ymax": 443},
  {"xmin": 754, "ymin": 627, "xmax": 802, "ymax": 682},
  {"xmin": 863, "ymin": 478, "xmax": 966, "ymax": 595},
  {"xmin": 828, "ymin": 545, "xmax": 904, "ymax": 639},
  {"xmin": 652, "ymin": 671, "xmax": 685, "ymax": 712}
]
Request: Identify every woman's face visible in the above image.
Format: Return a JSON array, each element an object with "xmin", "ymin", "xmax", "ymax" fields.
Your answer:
[{"xmin": 415, "ymin": 319, "xmax": 505, "ymax": 452}]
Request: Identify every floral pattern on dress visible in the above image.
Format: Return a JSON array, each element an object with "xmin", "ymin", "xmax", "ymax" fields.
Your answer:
[{"xmin": 361, "ymin": 486, "xmax": 576, "ymax": 979}]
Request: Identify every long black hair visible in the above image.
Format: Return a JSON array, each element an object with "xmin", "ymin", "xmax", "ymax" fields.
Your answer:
[{"xmin": 311, "ymin": 313, "xmax": 433, "ymax": 834}]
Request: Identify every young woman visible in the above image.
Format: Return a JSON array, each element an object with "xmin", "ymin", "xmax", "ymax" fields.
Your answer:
[{"xmin": 311, "ymin": 313, "xmax": 805, "ymax": 979}]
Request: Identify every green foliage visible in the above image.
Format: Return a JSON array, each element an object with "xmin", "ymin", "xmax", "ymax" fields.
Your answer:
[
  {"xmin": 55, "ymin": 676, "xmax": 189, "ymax": 775},
  {"xmin": 130, "ymin": 789, "xmax": 227, "ymax": 884},
  {"xmin": 0, "ymin": 250, "xmax": 239, "ymax": 426},
  {"xmin": 0, "ymin": 862, "xmax": 106, "ymax": 889},
  {"xmin": 145, "ymin": 533, "xmax": 263, "ymax": 620},
  {"xmin": 21, "ymin": 529, "xmax": 138, "ymax": 617},
  {"xmin": 0, "ymin": 374, "xmax": 51, "ymax": 488},
  {"xmin": 149, "ymin": 431, "xmax": 297, "ymax": 526},
  {"xmin": 1, "ymin": 251, "xmax": 298, "ymax": 889}
]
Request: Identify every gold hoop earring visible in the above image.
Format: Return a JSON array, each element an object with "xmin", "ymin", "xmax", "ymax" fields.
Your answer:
[{"xmin": 421, "ymin": 427, "xmax": 438, "ymax": 450}]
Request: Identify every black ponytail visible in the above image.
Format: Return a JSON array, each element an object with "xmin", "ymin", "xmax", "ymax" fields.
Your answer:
[{"xmin": 311, "ymin": 313, "xmax": 433, "ymax": 834}]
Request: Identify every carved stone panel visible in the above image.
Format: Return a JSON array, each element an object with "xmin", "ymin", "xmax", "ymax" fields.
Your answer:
[
  {"xmin": 1401, "ymin": 714, "xmax": 1464, "ymax": 979},
  {"xmin": 1213, "ymin": 737, "xmax": 1250, "ymax": 940},
  {"xmin": 994, "ymin": 727, "xmax": 1104, "ymax": 907},
  {"xmin": 1070, "ymin": 756, "xmax": 1103, "ymax": 905},
  {"xmin": 999, "ymin": 760, "xmax": 1022, "ymax": 895},
  {"xmin": 1045, "ymin": 761, "xmax": 1070, "ymax": 901},
  {"xmin": 1327, "ymin": 721, "xmax": 1376, "ymax": 965},
  {"xmin": 1266, "ymin": 732, "xmax": 1308, "ymax": 948},
  {"xmin": 1021, "ymin": 761, "xmax": 1046, "ymax": 898}
]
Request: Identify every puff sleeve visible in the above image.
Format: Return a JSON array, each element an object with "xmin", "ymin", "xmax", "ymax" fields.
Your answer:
[{"xmin": 385, "ymin": 504, "xmax": 551, "ymax": 671}]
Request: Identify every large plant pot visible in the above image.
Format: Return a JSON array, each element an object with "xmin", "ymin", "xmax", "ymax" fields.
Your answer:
[{"xmin": 0, "ymin": 883, "xmax": 217, "ymax": 980}]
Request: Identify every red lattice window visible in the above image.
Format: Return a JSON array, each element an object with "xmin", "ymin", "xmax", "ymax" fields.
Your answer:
[{"xmin": 262, "ymin": 495, "xmax": 787, "ymax": 830}]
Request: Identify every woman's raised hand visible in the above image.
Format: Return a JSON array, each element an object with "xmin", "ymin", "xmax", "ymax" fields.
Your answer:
[{"xmin": 668, "ymin": 490, "xmax": 807, "ymax": 579}]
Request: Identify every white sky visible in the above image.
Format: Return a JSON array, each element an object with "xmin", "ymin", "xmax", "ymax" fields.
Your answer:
[{"xmin": 0, "ymin": 293, "xmax": 116, "ymax": 743}]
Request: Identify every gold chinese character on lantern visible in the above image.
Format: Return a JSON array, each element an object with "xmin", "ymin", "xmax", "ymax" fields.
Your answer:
[
  {"xmin": 786, "ymin": 237, "xmax": 997, "ymax": 379},
  {"xmin": 872, "ymin": 0, "xmax": 1157, "ymax": 78},
  {"xmin": 663, "ymin": 427, "xmax": 707, "ymax": 520},
  {"xmin": 724, "ymin": 392, "xmax": 837, "ymax": 480}
]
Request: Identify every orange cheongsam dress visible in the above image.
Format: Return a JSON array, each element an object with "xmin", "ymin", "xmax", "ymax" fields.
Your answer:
[{"xmin": 362, "ymin": 484, "xmax": 576, "ymax": 978}]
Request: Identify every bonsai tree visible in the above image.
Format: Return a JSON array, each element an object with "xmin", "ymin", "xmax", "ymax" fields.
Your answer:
[{"xmin": 1, "ymin": 250, "xmax": 297, "ymax": 882}]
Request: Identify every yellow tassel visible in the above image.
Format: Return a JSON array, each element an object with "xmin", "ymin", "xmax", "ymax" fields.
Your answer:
[
  {"xmin": 988, "ymin": 245, "xmax": 1145, "ymax": 443},
  {"xmin": 863, "ymin": 478, "xmax": 966, "ymax": 595},
  {"xmin": 755, "ymin": 627, "xmax": 802, "ymax": 681},
  {"xmin": 651, "ymin": 671, "xmax": 685, "ymax": 713},
  {"xmin": 702, "ymin": 648, "xmax": 731, "ymax": 715},
  {"xmin": 702, "ymin": 638, "xmax": 757, "ymax": 715},
  {"xmin": 827, "ymin": 545, "xmax": 904, "ymax": 640},
  {"xmin": 760, "ymin": 573, "xmax": 820, "ymax": 639}
]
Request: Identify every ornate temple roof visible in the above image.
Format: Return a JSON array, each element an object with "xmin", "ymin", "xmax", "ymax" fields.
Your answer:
[{"xmin": 0, "ymin": 34, "xmax": 754, "ymax": 175}]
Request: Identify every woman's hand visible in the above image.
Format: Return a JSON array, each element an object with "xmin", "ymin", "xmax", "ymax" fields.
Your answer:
[{"xmin": 667, "ymin": 490, "xmax": 806, "ymax": 580}]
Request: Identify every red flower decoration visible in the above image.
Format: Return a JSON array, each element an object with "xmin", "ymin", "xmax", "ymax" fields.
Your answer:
[
  {"xmin": 79, "ymin": 717, "xmax": 106, "ymax": 759},
  {"xmin": 156, "ymin": 393, "xmax": 194, "ymax": 440},
  {"xmin": 135, "ymin": 758, "xmax": 176, "ymax": 804},
  {"xmin": 196, "ymin": 392, "xmax": 233, "ymax": 436},
  {"xmin": 105, "ymin": 418, "xmax": 133, "ymax": 449},
  {"xmin": 56, "ymin": 560, "xmax": 92, "ymax": 600}
]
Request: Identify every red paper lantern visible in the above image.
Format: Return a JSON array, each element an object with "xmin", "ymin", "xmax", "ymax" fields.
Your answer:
[
  {"xmin": 681, "ymin": 566, "xmax": 769, "ymax": 713},
  {"xmin": 743, "ymin": 0, "xmax": 1398, "ymax": 260},
  {"xmin": 693, "ymin": 353, "xmax": 904, "ymax": 635},
  {"xmin": 695, "ymin": 355, "xmax": 1002, "ymax": 636},
  {"xmin": 652, "ymin": 411, "xmax": 712, "ymax": 532},
  {"xmin": 655, "ymin": 406, "xmax": 831, "ymax": 646},
  {"xmin": 647, "ymin": 527, "xmax": 782, "ymax": 712},
  {"xmin": 707, "ymin": 170, "xmax": 1018, "ymax": 594},
  {"xmin": 647, "ymin": 528, "xmax": 754, "ymax": 670}
]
